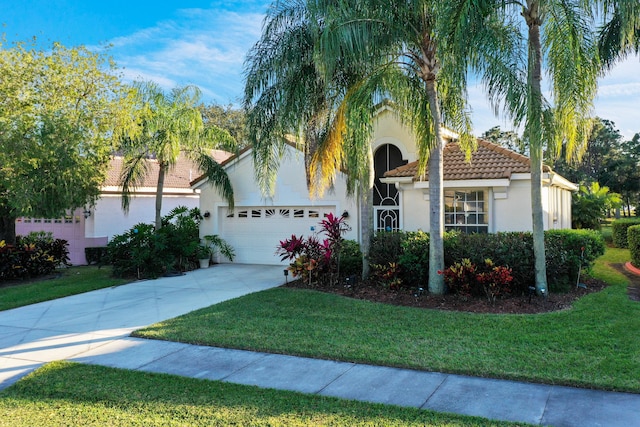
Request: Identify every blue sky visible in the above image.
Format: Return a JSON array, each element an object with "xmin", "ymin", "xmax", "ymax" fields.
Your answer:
[{"xmin": 2, "ymin": 1, "xmax": 640, "ymax": 139}]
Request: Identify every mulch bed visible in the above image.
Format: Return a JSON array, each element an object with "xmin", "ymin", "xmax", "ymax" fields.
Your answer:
[{"xmin": 284, "ymin": 274, "xmax": 611, "ymax": 314}]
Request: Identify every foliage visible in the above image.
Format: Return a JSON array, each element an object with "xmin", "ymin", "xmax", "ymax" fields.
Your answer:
[
  {"xmin": 277, "ymin": 212, "xmax": 351, "ymax": 286},
  {"xmin": 370, "ymin": 262, "xmax": 403, "ymax": 290},
  {"xmin": 85, "ymin": 247, "xmax": 108, "ymax": 265},
  {"xmin": 202, "ymin": 234, "xmax": 236, "ymax": 262},
  {"xmin": 369, "ymin": 229, "xmax": 604, "ymax": 294},
  {"xmin": 368, "ymin": 232, "xmax": 406, "ymax": 267},
  {"xmin": 106, "ymin": 206, "xmax": 216, "ymax": 279},
  {"xmin": 611, "ymin": 218, "xmax": 640, "ymax": 248},
  {"xmin": 338, "ymin": 240, "xmax": 362, "ymax": 278},
  {"xmin": 199, "ymin": 102, "xmax": 247, "ymax": 148},
  {"xmin": 572, "ymin": 182, "xmax": 622, "ymax": 230},
  {"xmin": 0, "ymin": 232, "xmax": 70, "ymax": 281},
  {"xmin": 441, "ymin": 258, "xmax": 513, "ymax": 303},
  {"xmin": 481, "ymin": 126, "xmax": 526, "ymax": 155},
  {"xmin": 398, "ymin": 231, "xmax": 430, "ymax": 286},
  {"xmin": 0, "ymin": 40, "xmax": 136, "ymax": 243},
  {"xmin": 119, "ymin": 81, "xmax": 236, "ymax": 229},
  {"xmin": 627, "ymin": 225, "xmax": 640, "ymax": 268}
]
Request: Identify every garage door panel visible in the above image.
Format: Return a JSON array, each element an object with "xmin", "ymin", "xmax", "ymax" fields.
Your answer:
[{"xmin": 219, "ymin": 206, "xmax": 336, "ymax": 265}]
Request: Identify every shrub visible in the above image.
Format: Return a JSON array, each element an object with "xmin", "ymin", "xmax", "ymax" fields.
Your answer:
[
  {"xmin": 545, "ymin": 229, "xmax": 605, "ymax": 292},
  {"xmin": 441, "ymin": 258, "xmax": 513, "ymax": 303},
  {"xmin": 107, "ymin": 223, "xmax": 173, "ymax": 279},
  {"xmin": 612, "ymin": 218, "xmax": 640, "ymax": 248},
  {"xmin": 368, "ymin": 231, "xmax": 406, "ymax": 266},
  {"xmin": 398, "ymin": 231, "xmax": 429, "ymax": 285},
  {"xmin": 367, "ymin": 229, "xmax": 603, "ymax": 295},
  {"xmin": 628, "ymin": 225, "xmax": 640, "ymax": 268},
  {"xmin": 0, "ymin": 232, "xmax": 70, "ymax": 281},
  {"xmin": 85, "ymin": 247, "xmax": 108, "ymax": 265},
  {"xmin": 277, "ymin": 213, "xmax": 350, "ymax": 286},
  {"xmin": 371, "ymin": 262, "xmax": 402, "ymax": 289},
  {"xmin": 339, "ymin": 240, "xmax": 362, "ymax": 278}
]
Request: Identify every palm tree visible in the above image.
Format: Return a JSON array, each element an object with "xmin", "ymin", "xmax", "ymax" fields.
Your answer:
[
  {"xmin": 457, "ymin": 1, "xmax": 599, "ymax": 294},
  {"xmin": 120, "ymin": 81, "xmax": 236, "ymax": 229},
  {"xmin": 598, "ymin": 0, "xmax": 640, "ymax": 68},
  {"xmin": 310, "ymin": 0, "xmax": 484, "ymax": 294},
  {"xmin": 244, "ymin": 0, "xmax": 378, "ymax": 278}
]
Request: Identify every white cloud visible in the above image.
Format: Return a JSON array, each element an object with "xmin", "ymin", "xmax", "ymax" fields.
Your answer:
[{"xmin": 105, "ymin": 6, "xmax": 266, "ymax": 104}]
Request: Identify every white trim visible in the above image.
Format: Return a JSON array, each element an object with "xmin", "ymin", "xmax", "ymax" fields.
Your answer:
[{"xmin": 414, "ymin": 178, "xmax": 511, "ymax": 189}]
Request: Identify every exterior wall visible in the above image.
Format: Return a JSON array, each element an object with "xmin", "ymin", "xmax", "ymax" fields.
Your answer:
[
  {"xmin": 371, "ymin": 108, "xmax": 419, "ymax": 163},
  {"xmin": 198, "ymin": 147, "xmax": 359, "ymax": 264},
  {"xmin": 493, "ymin": 180, "xmax": 534, "ymax": 232},
  {"xmin": 400, "ymin": 188, "xmax": 428, "ymax": 231},
  {"xmin": 15, "ymin": 209, "xmax": 107, "ymax": 265},
  {"xmin": 88, "ymin": 193, "xmax": 199, "ymax": 241}
]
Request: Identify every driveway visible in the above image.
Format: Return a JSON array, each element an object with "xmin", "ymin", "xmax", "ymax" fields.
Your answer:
[{"xmin": 0, "ymin": 264, "xmax": 285, "ymax": 388}]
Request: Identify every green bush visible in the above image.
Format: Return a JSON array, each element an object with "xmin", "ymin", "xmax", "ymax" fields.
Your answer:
[
  {"xmin": 368, "ymin": 231, "xmax": 405, "ymax": 266},
  {"xmin": 85, "ymin": 247, "xmax": 108, "ymax": 265},
  {"xmin": 339, "ymin": 240, "xmax": 362, "ymax": 277},
  {"xmin": 0, "ymin": 232, "xmax": 70, "ymax": 281},
  {"xmin": 368, "ymin": 229, "xmax": 605, "ymax": 294},
  {"xmin": 611, "ymin": 218, "xmax": 640, "ymax": 248},
  {"xmin": 628, "ymin": 225, "xmax": 640, "ymax": 268},
  {"xmin": 545, "ymin": 229, "xmax": 605, "ymax": 292},
  {"xmin": 398, "ymin": 231, "xmax": 429, "ymax": 285},
  {"xmin": 107, "ymin": 223, "xmax": 173, "ymax": 279}
]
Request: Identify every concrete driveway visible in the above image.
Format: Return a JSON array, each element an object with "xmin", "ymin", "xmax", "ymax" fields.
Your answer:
[{"xmin": 0, "ymin": 264, "xmax": 285, "ymax": 388}]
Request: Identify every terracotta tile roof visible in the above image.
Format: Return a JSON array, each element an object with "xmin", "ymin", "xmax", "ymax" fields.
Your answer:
[
  {"xmin": 384, "ymin": 139, "xmax": 550, "ymax": 181},
  {"xmin": 104, "ymin": 150, "xmax": 232, "ymax": 189}
]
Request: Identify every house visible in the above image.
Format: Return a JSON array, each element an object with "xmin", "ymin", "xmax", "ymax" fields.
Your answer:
[
  {"xmin": 194, "ymin": 108, "xmax": 577, "ymax": 266},
  {"xmin": 15, "ymin": 151, "xmax": 231, "ymax": 265}
]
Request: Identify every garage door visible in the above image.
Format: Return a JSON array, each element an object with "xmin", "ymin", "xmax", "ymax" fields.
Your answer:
[{"xmin": 218, "ymin": 206, "xmax": 337, "ymax": 264}]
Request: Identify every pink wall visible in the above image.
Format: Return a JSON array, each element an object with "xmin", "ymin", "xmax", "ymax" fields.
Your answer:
[{"xmin": 15, "ymin": 209, "xmax": 107, "ymax": 265}]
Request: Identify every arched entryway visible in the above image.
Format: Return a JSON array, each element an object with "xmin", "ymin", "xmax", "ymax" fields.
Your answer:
[{"xmin": 373, "ymin": 144, "xmax": 407, "ymax": 232}]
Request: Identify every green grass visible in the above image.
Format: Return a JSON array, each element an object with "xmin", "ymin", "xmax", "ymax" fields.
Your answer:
[
  {"xmin": 0, "ymin": 266, "xmax": 130, "ymax": 311},
  {"xmin": 135, "ymin": 247, "xmax": 640, "ymax": 393},
  {"xmin": 0, "ymin": 361, "xmax": 528, "ymax": 426}
]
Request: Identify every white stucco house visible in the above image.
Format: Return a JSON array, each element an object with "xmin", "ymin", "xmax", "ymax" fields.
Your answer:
[
  {"xmin": 16, "ymin": 152, "xmax": 230, "ymax": 265},
  {"xmin": 193, "ymin": 108, "xmax": 577, "ymax": 266}
]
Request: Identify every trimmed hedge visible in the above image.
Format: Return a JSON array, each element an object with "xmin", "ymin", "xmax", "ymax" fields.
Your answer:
[
  {"xmin": 369, "ymin": 229, "xmax": 605, "ymax": 294},
  {"xmin": 628, "ymin": 225, "xmax": 640, "ymax": 268},
  {"xmin": 85, "ymin": 247, "xmax": 108, "ymax": 265},
  {"xmin": 611, "ymin": 218, "xmax": 640, "ymax": 248}
]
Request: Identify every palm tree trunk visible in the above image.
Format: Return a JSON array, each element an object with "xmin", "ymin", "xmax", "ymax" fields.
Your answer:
[
  {"xmin": 425, "ymin": 79, "xmax": 446, "ymax": 295},
  {"xmin": 155, "ymin": 162, "xmax": 166, "ymax": 229},
  {"xmin": 526, "ymin": 2, "xmax": 548, "ymax": 295},
  {"xmin": 360, "ymin": 145, "xmax": 375, "ymax": 280}
]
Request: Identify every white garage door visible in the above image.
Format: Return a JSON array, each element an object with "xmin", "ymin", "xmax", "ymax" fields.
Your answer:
[{"xmin": 219, "ymin": 206, "xmax": 337, "ymax": 264}]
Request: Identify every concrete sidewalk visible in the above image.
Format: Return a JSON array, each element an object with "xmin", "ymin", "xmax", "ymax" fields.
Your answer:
[{"xmin": 1, "ymin": 265, "xmax": 639, "ymax": 426}]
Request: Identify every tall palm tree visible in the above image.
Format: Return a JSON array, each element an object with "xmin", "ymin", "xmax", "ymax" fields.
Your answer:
[
  {"xmin": 311, "ymin": 0, "xmax": 481, "ymax": 294},
  {"xmin": 456, "ymin": 1, "xmax": 599, "ymax": 294},
  {"xmin": 120, "ymin": 81, "xmax": 236, "ymax": 229},
  {"xmin": 244, "ymin": 0, "xmax": 378, "ymax": 277},
  {"xmin": 598, "ymin": 0, "xmax": 640, "ymax": 67}
]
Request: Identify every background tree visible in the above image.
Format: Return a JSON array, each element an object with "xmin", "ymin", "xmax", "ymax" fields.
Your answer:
[
  {"xmin": 572, "ymin": 182, "xmax": 622, "ymax": 229},
  {"xmin": 481, "ymin": 126, "xmax": 526, "ymax": 155},
  {"xmin": 0, "ymin": 40, "xmax": 136, "ymax": 244},
  {"xmin": 120, "ymin": 82, "xmax": 236, "ymax": 230},
  {"xmin": 199, "ymin": 103, "xmax": 248, "ymax": 148}
]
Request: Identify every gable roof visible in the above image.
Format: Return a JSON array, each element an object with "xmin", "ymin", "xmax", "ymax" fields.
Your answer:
[
  {"xmin": 383, "ymin": 138, "xmax": 551, "ymax": 181},
  {"xmin": 105, "ymin": 150, "xmax": 232, "ymax": 190}
]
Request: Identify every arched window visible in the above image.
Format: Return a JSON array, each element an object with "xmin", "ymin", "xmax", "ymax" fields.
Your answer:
[{"xmin": 373, "ymin": 144, "xmax": 407, "ymax": 232}]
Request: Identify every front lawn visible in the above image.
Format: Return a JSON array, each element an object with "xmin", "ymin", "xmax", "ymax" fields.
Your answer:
[
  {"xmin": 0, "ymin": 266, "xmax": 130, "ymax": 311},
  {"xmin": 0, "ymin": 361, "xmax": 526, "ymax": 427},
  {"xmin": 134, "ymin": 247, "xmax": 640, "ymax": 393}
]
